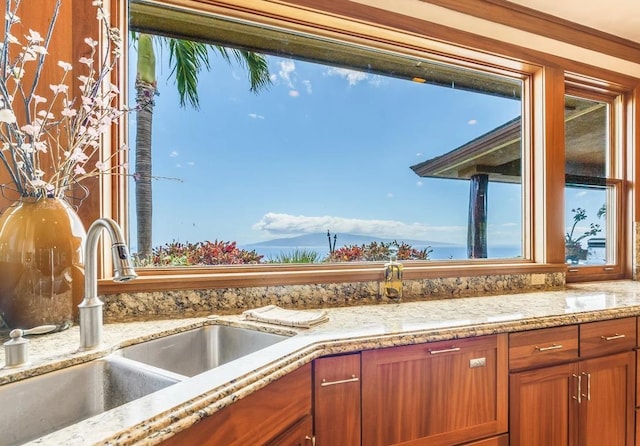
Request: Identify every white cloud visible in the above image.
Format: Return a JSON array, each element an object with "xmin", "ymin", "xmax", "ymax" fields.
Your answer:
[
  {"xmin": 302, "ymin": 79, "xmax": 312, "ymax": 94},
  {"xmin": 288, "ymin": 90, "xmax": 299, "ymax": 97},
  {"xmin": 248, "ymin": 113, "xmax": 265, "ymax": 119},
  {"xmin": 368, "ymin": 75, "xmax": 384, "ymax": 87},
  {"xmin": 324, "ymin": 67, "xmax": 369, "ymax": 86},
  {"xmin": 468, "ymin": 119, "xmax": 478, "ymax": 125},
  {"xmin": 415, "ymin": 152, "xmax": 422, "ymax": 157},
  {"xmin": 169, "ymin": 151, "xmax": 179, "ymax": 158},
  {"xmin": 416, "ymin": 181, "xmax": 423, "ymax": 187},
  {"xmin": 387, "ymin": 192, "xmax": 394, "ymax": 198},
  {"xmin": 186, "ymin": 161, "xmax": 195, "ymax": 166},
  {"xmin": 278, "ymin": 60, "xmax": 296, "ymax": 88},
  {"xmin": 575, "ymin": 190, "xmax": 588, "ymax": 197},
  {"xmin": 252, "ymin": 212, "xmax": 466, "ymax": 243}
]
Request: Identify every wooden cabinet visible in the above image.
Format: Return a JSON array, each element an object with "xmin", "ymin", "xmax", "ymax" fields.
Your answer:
[
  {"xmin": 313, "ymin": 353, "xmax": 361, "ymax": 446},
  {"xmin": 160, "ymin": 364, "xmax": 312, "ymax": 446},
  {"xmin": 509, "ymin": 318, "xmax": 636, "ymax": 446},
  {"xmin": 157, "ymin": 316, "xmax": 635, "ymax": 446},
  {"xmin": 361, "ymin": 334, "xmax": 508, "ymax": 446}
]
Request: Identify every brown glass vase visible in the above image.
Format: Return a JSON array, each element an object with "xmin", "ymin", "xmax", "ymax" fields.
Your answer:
[{"xmin": 0, "ymin": 197, "xmax": 86, "ymax": 330}]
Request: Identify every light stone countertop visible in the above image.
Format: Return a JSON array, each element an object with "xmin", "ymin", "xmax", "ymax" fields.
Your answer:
[{"xmin": 4, "ymin": 280, "xmax": 640, "ymax": 445}]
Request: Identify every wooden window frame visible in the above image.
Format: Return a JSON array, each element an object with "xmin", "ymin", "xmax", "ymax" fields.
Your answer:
[
  {"xmin": 564, "ymin": 83, "xmax": 631, "ymax": 282},
  {"xmin": 97, "ymin": 0, "xmax": 637, "ymax": 293}
]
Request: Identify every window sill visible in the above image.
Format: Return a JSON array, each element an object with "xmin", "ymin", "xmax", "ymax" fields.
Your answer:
[{"xmin": 98, "ymin": 261, "xmax": 566, "ymax": 294}]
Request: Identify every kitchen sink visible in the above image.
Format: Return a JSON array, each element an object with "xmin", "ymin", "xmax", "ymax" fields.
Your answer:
[
  {"xmin": 117, "ymin": 325, "xmax": 289, "ymax": 377},
  {"xmin": 0, "ymin": 356, "xmax": 180, "ymax": 446}
]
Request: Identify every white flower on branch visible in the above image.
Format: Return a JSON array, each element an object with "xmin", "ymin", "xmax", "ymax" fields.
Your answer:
[
  {"xmin": 5, "ymin": 12, "xmax": 20, "ymax": 24},
  {"xmin": 49, "ymin": 84, "xmax": 68, "ymax": 94},
  {"xmin": 31, "ymin": 94, "xmax": 46, "ymax": 104},
  {"xmin": 0, "ymin": 0, "xmax": 130, "ymax": 198},
  {"xmin": 0, "ymin": 109, "xmax": 16, "ymax": 123},
  {"xmin": 26, "ymin": 30, "xmax": 43, "ymax": 43},
  {"xmin": 57, "ymin": 61, "xmax": 72, "ymax": 71}
]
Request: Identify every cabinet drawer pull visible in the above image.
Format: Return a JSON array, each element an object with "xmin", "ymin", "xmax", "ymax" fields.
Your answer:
[
  {"xmin": 305, "ymin": 435, "xmax": 316, "ymax": 445},
  {"xmin": 428, "ymin": 347, "xmax": 461, "ymax": 355},
  {"xmin": 572, "ymin": 373, "xmax": 582, "ymax": 404},
  {"xmin": 321, "ymin": 375, "xmax": 359, "ymax": 387},
  {"xmin": 581, "ymin": 372, "xmax": 591, "ymax": 401},
  {"xmin": 535, "ymin": 344, "xmax": 563, "ymax": 352},
  {"xmin": 600, "ymin": 333, "xmax": 625, "ymax": 341}
]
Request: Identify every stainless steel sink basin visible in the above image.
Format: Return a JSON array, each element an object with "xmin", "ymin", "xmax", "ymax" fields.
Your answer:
[
  {"xmin": 0, "ymin": 356, "xmax": 180, "ymax": 446},
  {"xmin": 118, "ymin": 325, "xmax": 289, "ymax": 377}
]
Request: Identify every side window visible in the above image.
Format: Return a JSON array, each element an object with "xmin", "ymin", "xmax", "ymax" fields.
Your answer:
[{"xmin": 564, "ymin": 93, "xmax": 624, "ymax": 278}]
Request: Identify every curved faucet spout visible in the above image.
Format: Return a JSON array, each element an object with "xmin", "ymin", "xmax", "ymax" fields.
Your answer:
[{"xmin": 78, "ymin": 218, "xmax": 137, "ymax": 350}]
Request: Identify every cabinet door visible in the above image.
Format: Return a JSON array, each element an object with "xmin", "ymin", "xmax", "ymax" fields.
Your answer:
[
  {"xmin": 314, "ymin": 353, "xmax": 361, "ymax": 446},
  {"xmin": 509, "ymin": 362, "xmax": 579, "ymax": 446},
  {"xmin": 159, "ymin": 364, "xmax": 311, "ymax": 446},
  {"xmin": 579, "ymin": 351, "xmax": 634, "ymax": 446},
  {"xmin": 267, "ymin": 415, "xmax": 313, "ymax": 446},
  {"xmin": 362, "ymin": 334, "xmax": 507, "ymax": 446}
]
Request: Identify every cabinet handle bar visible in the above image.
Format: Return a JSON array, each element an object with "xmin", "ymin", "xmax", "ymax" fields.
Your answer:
[
  {"xmin": 581, "ymin": 372, "xmax": 591, "ymax": 401},
  {"xmin": 428, "ymin": 347, "xmax": 461, "ymax": 355},
  {"xmin": 572, "ymin": 374, "xmax": 581, "ymax": 404},
  {"xmin": 601, "ymin": 334, "xmax": 625, "ymax": 341},
  {"xmin": 535, "ymin": 344, "xmax": 563, "ymax": 352},
  {"xmin": 321, "ymin": 375, "xmax": 359, "ymax": 387}
]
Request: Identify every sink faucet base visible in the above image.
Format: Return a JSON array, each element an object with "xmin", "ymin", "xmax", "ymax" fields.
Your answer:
[{"xmin": 78, "ymin": 299, "xmax": 104, "ymax": 351}]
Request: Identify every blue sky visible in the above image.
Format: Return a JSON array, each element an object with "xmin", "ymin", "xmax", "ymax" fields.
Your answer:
[{"xmin": 127, "ymin": 45, "xmax": 604, "ymax": 256}]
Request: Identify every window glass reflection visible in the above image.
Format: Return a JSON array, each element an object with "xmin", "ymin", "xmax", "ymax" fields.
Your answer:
[
  {"xmin": 564, "ymin": 96, "xmax": 611, "ymax": 265},
  {"xmin": 127, "ymin": 26, "xmax": 523, "ymax": 266}
]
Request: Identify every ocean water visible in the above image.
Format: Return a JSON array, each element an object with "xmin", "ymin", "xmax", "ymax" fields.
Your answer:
[{"xmin": 242, "ymin": 245, "xmax": 522, "ymax": 262}]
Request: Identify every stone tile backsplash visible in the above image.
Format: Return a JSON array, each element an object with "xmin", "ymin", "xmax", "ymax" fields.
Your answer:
[{"xmin": 103, "ymin": 272, "xmax": 565, "ymax": 322}]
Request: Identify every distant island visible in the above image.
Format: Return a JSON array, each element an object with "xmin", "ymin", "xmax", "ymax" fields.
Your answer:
[
  {"xmin": 244, "ymin": 232, "xmax": 457, "ymax": 249},
  {"xmin": 241, "ymin": 233, "xmax": 520, "ymax": 261}
]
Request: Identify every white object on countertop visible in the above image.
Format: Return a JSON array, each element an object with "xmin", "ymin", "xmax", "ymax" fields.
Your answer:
[{"xmin": 243, "ymin": 305, "xmax": 329, "ymax": 328}]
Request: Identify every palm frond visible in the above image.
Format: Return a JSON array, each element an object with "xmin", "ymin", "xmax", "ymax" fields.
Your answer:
[
  {"xmin": 168, "ymin": 39, "xmax": 211, "ymax": 109},
  {"xmin": 148, "ymin": 37, "xmax": 271, "ymax": 109},
  {"xmin": 215, "ymin": 47, "xmax": 271, "ymax": 93}
]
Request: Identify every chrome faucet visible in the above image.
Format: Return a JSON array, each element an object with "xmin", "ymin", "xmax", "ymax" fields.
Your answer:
[{"xmin": 78, "ymin": 218, "xmax": 137, "ymax": 351}]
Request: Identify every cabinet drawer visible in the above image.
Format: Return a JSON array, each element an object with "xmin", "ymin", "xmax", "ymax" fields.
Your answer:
[
  {"xmin": 580, "ymin": 317, "xmax": 636, "ymax": 358},
  {"xmin": 509, "ymin": 325, "xmax": 578, "ymax": 370}
]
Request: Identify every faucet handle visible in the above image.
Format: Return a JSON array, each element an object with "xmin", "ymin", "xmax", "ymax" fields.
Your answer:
[
  {"xmin": 10, "ymin": 324, "xmax": 57, "ymax": 338},
  {"xmin": 4, "ymin": 324, "xmax": 57, "ymax": 368}
]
